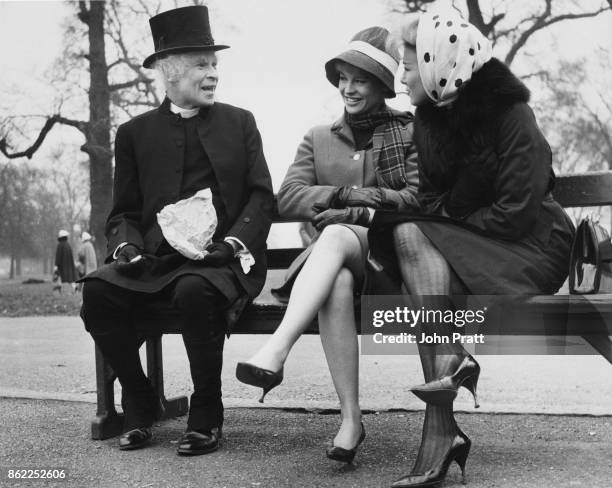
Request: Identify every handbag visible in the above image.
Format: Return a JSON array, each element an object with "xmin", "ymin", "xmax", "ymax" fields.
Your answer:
[{"xmin": 569, "ymin": 216, "xmax": 612, "ymax": 294}]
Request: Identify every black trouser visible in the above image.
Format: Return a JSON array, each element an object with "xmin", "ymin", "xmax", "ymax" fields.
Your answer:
[{"xmin": 81, "ymin": 276, "xmax": 227, "ymax": 432}]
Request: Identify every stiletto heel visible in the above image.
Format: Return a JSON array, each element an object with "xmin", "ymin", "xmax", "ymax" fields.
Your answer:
[
  {"xmin": 235, "ymin": 362, "xmax": 284, "ymax": 403},
  {"xmin": 391, "ymin": 431, "xmax": 471, "ymax": 487},
  {"xmin": 461, "ymin": 373, "xmax": 479, "ymax": 408},
  {"xmin": 410, "ymin": 355, "xmax": 480, "ymax": 407},
  {"xmin": 326, "ymin": 422, "xmax": 365, "ymax": 464},
  {"xmin": 454, "ymin": 441, "xmax": 470, "ymax": 484}
]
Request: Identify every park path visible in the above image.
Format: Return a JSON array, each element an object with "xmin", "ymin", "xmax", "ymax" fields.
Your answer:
[{"xmin": 1, "ymin": 316, "xmax": 611, "ymax": 415}]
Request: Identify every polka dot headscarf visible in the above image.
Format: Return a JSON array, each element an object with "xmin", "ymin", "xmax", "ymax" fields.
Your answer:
[{"xmin": 416, "ymin": 10, "xmax": 492, "ymax": 107}]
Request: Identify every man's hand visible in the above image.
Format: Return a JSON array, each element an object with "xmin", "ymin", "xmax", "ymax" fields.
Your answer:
[
  {"xmin": 115, "ymin": 244, "xmax": 147, "ymax": 276},
  {"xmin": 115, "ymin": 244, "xmax": 141, "ymax": 264},
  {"xmin": 203, "ymin": 241, "xmax": 235, "ymax": 267},
  {"xmin": 311, "ymin": 207, "xmax": 370, "ymax": 231}
]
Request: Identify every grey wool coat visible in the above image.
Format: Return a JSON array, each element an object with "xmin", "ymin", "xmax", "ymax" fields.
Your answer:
[
  {"xmin": 278, "ymin": 110, "xmax": 419, "ymax": 220},
  {"xmin": 272, "ymin": 109, "xmax": 419, "ymax": 297}
]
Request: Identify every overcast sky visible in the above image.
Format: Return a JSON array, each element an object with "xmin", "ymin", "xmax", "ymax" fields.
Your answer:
[{"xmin": 1, "ymin": 0, "xmax": 611, "ymax": 193}]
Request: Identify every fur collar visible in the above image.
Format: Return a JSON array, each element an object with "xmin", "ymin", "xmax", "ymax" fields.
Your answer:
[{"xmin": 416, "ymin": 58, "xmax": 530, "ymax": 163}]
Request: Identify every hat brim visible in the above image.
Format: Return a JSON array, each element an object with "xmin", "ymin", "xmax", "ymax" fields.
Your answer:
[
  {"xmin": 143, "ymin": 44, "xmax": 230, "ymax": 68},
  {"xmin": 325, "ymin": 51, "xmax": 396, "ymax": 98}
]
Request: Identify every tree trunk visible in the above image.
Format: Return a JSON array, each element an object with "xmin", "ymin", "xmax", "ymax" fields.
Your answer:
[
  {"xmin": 9, "ymin": 255, "xmax": 14, "ymax": 280},
  {"xmin": 85, "ymin": 1, "xmax": 113, "ymax": 263}
]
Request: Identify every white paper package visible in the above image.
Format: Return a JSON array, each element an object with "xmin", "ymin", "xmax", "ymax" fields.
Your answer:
[{"xmin": 156, "ymin": 188, "xmax": 217, "ymax": 260}]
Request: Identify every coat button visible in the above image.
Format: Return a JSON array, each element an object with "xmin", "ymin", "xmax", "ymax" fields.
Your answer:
[
  {"xmin": 243, "ymin": 217, "xmax": 251, "ymax": 223},
  {"xmin": 111, "ymin": 228, "xmax": 118, "ymax": 235},
  {"xmin": 176, "ymin": 140, "xmax": 184, "ymax": 147},
  {"xmin": 353, "ymin": 153, "xmax": 360, "ymax": 160}
]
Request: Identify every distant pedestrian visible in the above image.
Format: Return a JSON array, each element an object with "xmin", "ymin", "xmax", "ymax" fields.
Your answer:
[
  {"xmin": 76, "ymin": 232, "xmax": 97, "ymax": 291},
  {"xmin": 54, "ymin": 229, "xmax": 77, "ymax": 293},
  {"xmin": 77, "ymin": 232, "xmax": 98, "ymax": 276}
]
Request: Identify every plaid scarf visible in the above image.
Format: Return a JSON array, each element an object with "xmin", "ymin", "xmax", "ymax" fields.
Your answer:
[{"xmin": 345, "ymin": 108, "xmax": 413, "ymax": 189}]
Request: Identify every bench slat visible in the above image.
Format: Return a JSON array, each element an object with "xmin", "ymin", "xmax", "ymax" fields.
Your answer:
[{"xmin": 553, "ymin": 171, "xmax": 612, "ymax": 207}]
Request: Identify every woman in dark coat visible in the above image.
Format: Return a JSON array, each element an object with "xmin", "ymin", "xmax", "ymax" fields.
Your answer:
[
  {"xmin": 374, "ymin": 11, "xmax": 574, "ymax": 488},
  {"xmin": 54, "ymin": 230, "xmax": 77, "ymax": 291}
]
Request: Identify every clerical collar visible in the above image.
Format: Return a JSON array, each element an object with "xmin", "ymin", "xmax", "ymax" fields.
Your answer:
[{"xmin": 169, "ymin": 101, "xmax": 199, "ymax": 119}]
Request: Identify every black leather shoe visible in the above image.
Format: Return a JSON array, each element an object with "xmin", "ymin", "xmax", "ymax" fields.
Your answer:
[
  {"xmin": 326, "ymin": 422, "xmax": 366, "ymax": 463},
  {"xmin": 118, "ymin": 427, "xmax": 152, "ymax": 451},
  {"xmin": 177, "ymin": 427, "xmax": 222, "ymax": 456},
  {"xmin": 410, "ymin": 355, "xmax": 480, "ymax": 408},
  {"xmin": 236, "ymin": 362, "xmax": 283, "ymax": 403},
  {"xmin": 390, "ymin": 431, "xmax": 471, "ymax": 487}
]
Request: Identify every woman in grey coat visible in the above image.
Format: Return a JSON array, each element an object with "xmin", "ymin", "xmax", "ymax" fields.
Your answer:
[{"xmin": 237, "ymin": 27, "xmax": 419, "ymax": 462}]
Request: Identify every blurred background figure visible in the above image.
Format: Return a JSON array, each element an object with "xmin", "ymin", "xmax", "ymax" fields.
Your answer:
[
  {"xmin": 76, "ymin": 231, "xmax": 97, "ymax": 290},
  {"xmin": 53, "ymin": 229, "xmax": 77, "ymax": 293}
]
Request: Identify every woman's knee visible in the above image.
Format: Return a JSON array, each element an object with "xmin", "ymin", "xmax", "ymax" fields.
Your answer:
[{"xmin": 317, "ymin": 224, "xmax": 356, "ymax": 249}]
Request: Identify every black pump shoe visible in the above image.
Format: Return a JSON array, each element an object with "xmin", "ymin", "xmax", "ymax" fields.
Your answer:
[
  {"xmin": 391, "ymin": 431, "xmax": 471, "ymax": 487},
  {"xmin": 236, "ymin": 362, "xmax": 283, "ymax": 403},
  {"xmin": 119, "ymin": 427, "xmax": 153, "ymax": 450},
  {"xmin": 326, "ymin": 422, "xmax": 366, "ymax": 464},
  {"xmin": 411, "ymin": 355, "xmax": 480, "ymax": 408},
  {"xmin": 177, "ymin": 427, "xmax": 222, "ymax": 456}
]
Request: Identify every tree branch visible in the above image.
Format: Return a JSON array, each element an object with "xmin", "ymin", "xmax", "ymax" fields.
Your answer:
[
  {"xmin": 77, "ymin": 1, "xmax": 89, "ymax": 25},
  {"xmin": 0, "ymin": 115, "xmax": 87, "ymax": 160},
  {"xmin": 504, "ymin": 1, "xmax": 609, "ymax": 66},
  {"xmin": 109, "ymin": 77, "xmax": 154, "ymax": 92}
]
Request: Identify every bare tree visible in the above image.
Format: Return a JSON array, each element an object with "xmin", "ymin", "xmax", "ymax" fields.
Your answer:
[
  {"xmin": 0, "ymin": 0, "xmax": 164, "ymax": 260},
  {"xmin": 396, "ymin": 0, "xmax": 610, "ymax": 66}
]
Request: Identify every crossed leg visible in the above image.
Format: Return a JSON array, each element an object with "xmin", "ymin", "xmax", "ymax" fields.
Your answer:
[{"xmin": 244, "ymin": 224, "xmax": 364, "ymax": 448}]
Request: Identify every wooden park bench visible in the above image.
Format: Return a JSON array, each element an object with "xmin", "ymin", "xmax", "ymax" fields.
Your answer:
[{"xmin": 91, "ymin": 170, "xmax": 612, "ymax": 439}]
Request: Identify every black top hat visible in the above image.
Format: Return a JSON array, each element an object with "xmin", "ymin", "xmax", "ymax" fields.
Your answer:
[{"xmin": 143, "ymin": 6, "xmax": 229, "ymax": 68}]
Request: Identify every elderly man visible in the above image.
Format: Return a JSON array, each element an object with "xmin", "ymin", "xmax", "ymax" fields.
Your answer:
[{"xmin": 80, "ymin": 6, "xmax": 273, "ymax": 455}]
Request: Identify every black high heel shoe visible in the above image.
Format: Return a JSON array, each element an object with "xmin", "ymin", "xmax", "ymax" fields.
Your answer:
[
  {"xmin": 235, "ymin": 362, "xmax": 284, "ymax": 403},
  {"xmin": 391, "ymin": 431, "xmax": 471, "ymax": 487},
  {"xmin": 326, "ymin": 422, "xmax": 366, "ymax": 464},
  {"xmin": 410, "ymin": 355, "xmax": 480, "ymax": 407}
]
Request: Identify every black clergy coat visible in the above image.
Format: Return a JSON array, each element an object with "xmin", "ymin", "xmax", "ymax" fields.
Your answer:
[{"xmin": 83, "ymin": 98, "xmax": 274, "ymax": 325}]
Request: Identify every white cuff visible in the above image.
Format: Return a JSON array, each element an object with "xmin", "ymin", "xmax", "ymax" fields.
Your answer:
[
  {"xmin": 366, "ymin": 208, "xmax": 375, "ymax": 224},
  {"xmin": 112, "ymin": 242, "xmax": 129, "ymax": 260},
  {"xmin": 224, "ymin": 237, "xmax": 255, "ymax": 274}
]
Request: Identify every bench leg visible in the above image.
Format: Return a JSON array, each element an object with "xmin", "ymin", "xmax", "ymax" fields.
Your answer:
[
  {"xmin": 146, "ymin": 336, "xmax": 189, "ymax": 420},
  {"xmin": 91, "ymin": 336, "xmax": 189, "ymax": 440},
  {"xmin": 91, "ymin": 344, "xmax": 123, "ymax": 440}
]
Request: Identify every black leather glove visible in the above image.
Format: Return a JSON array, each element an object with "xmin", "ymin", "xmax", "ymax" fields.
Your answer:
[
  {"xmin": 311, "ymin": 207, "xmax": 370, "ymax": 232},
  {"xmin": 203, "ymin": 241, "xmax": 235, "ymax": 267},
  {"xmin": 330, "ymin": 186, "xmax": 397, "ymax": 210},
  {"xmin": 115, "ymin": 244, "xmax": 147, "ymax": 276}
]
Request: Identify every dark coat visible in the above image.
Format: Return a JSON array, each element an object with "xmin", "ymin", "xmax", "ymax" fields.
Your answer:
[
  {"xmin": 84, "ymin": 98, "xmax": 274, "ymax": 311},
  {"xmin": 369, "ymin": 59, "xmax": 575, "ymax": 295},
  {"xmin": 55, "ymin": 240, "xmax": 77, "ymax": 283}
]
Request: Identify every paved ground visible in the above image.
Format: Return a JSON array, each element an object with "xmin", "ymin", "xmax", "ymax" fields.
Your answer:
[
  {"xmin": 1, "ymin": 398, "xmax": 611, "ymax": 488},
  {"xmin": 1, "ymin": 316, "xmax": 612, "ymax": 415},
  {"xmin": 1, "ymin": 316, "xmax": 611, "ymax": 487}
]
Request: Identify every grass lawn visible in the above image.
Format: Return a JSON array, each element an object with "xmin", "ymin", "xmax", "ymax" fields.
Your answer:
[
  {"xmin": 0, "ymin": 270, "xmax": 285, "ymax": 317},
  {"xmin": 0, "ymin": 278, "xmax": 82, "ymax": 317}
]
